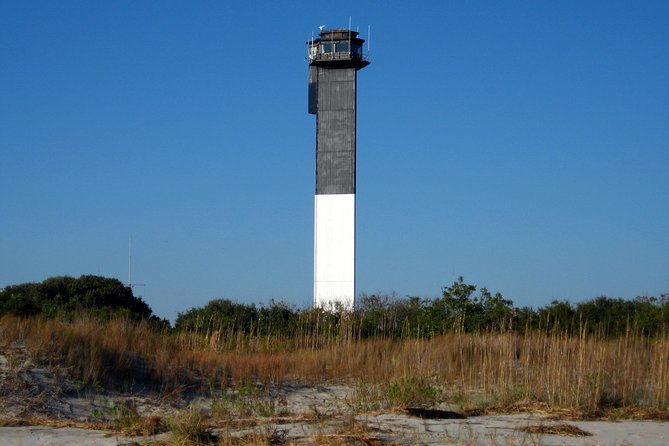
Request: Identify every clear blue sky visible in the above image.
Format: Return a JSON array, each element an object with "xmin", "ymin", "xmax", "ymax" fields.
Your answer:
[{"xmin": 2, "ymin": 1, "xmax": 667, "ymax": 322}]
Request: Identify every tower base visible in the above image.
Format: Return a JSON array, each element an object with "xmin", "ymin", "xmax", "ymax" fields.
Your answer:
[{"xmin": 314, "ymin": 193, "xmax": 355, "ymax": 310}]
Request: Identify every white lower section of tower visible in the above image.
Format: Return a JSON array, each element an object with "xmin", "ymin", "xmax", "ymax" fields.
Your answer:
[{"xmin": 314, "ymin": 193, "xmax": 355, "ymax": 310}]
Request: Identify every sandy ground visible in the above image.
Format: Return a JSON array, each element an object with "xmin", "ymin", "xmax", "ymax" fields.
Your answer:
[
  {"xmin": 1, "ymin": 408, "xmax": 667, "ymax": 445},
  {"xmin": 1, "ymin": 343, "xmax": 668, "ymax": 445}
]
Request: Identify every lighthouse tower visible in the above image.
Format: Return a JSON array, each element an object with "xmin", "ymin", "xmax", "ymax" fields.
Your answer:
[{"xmin": 308, "ymin": 28, "xmax": 369, "ymax": 309}]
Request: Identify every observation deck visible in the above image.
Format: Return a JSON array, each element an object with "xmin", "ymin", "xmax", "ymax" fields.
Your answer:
[{"xmin": 307, "ymin": 29, "xmax": 369, "ymax": 70}]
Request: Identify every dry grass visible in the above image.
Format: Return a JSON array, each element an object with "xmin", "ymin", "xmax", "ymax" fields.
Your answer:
[
  {"xmin": 0, "ymin": 413, "xmax": 112, "ymax": 430},
  {"xmin": 216, "ymin": 430, "xmax": 287, "ymax": 446},
  {"xmin": 311, "ymin": 434, "xmax": 389, "ymax": 446},
  {"xmin": 311, "ymin": 414, "xmax": 390, "ymax": 446},
  {"xmin": 0, "ymin": 412, "xmax": 169, "ymax": 438},
  {"xmin": 519, "ymin": 423, "xmax": 591, "ymax": 437},
  {"xmin": 1, "ymin": 314, "xmax": 667, "ymax": 417}
]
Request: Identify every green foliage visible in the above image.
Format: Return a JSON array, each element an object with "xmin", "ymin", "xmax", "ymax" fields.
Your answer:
[
  {"xmin": 175, "ymin": 298, "xmax": 258, "ymax": 333},
  {"xmin": 440, "ymin": 277, "xmax": 514, "ymax": 332},
  {"xmin": 9, "ymin": 275, "xmax": 661, "ymax": 339},
  {"xmin": 209, "ymin": 378, "xmax": 276, "ymax": 418},
  {"xmin": 387, "ymin": 376, "xmax": 443, "ymax": 408},
  {"xmin": 172, "ymin": 279, "xmax": 667, "ymax": 340},
  {"xmin": 535, "ymin": 299, "xmax": 577, "ymax": 332},
  {"xmin": 0, "ymin": 275, "xmax": 154, "ymax": 321},
  {"xmin": 532, "ymin": 294, "xmax": 669, "ymax": 336}
]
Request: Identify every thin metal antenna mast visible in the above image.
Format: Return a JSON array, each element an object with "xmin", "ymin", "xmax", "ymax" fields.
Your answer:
[
  {"xmin": 348, "ymin": 16, "xmax": 352, "ymax": 57},
  {"xmin": 127, "ymin": 237, "xmax": 145, "ymax": 292},
  {"xmin": 310, "ymin": 31, "xmax": 314, "ymax": 59}
]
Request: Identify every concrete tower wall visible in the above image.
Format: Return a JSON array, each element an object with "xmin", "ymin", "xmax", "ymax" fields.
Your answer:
[
  {"xmin": 314, "ymin": 193, "xmax": 355, "ymax": 309},
  {"xmin": 308, "ymin": 28, "xmax": 368, "ymax": 310},
  {"xmin": 315, "ymin": 67, "xmax": 357, "ymax": 195},
  {"xmin": 313, "ymin": 66, "xmax": 357, "ymax": 309}
]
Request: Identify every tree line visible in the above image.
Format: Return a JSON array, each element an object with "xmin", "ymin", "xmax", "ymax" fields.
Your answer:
[
  {"xmin": 174, "ymin": 277, "xmax": 668, "ymax": 338},
  {"xmin": 1, "ymin": 275, "xmax": 667, "ymax": 338}
]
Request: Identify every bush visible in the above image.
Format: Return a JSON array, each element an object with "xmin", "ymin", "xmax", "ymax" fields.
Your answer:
[{"xmin": 0, "ymin": 275, "xmax": 153, "ymax": 321}]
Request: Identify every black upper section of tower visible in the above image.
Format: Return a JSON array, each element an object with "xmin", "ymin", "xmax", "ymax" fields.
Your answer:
[{"xmin": 308, "ymin": 27, "xmax": 369, "ymax": 195}]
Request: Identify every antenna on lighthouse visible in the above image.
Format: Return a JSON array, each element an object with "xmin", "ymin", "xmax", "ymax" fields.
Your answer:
[{"xmin": 127, "ymin": 237, "xmax": 145, "ymax": 292}]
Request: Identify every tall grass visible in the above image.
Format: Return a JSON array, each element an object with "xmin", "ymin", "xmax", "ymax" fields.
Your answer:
[{"xmin": 0, "ymin": 314, "xmax": 666, "ymax": 413}]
